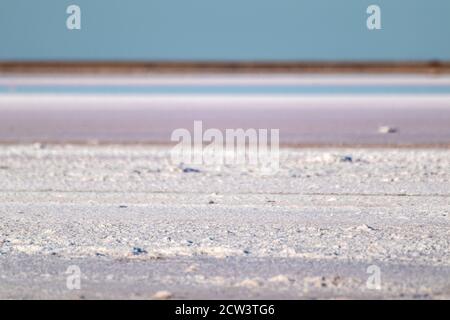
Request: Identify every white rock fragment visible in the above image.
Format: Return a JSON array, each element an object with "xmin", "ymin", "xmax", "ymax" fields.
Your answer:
[
  {"xmin": 185, "ymin": 264, "xmax": 198, "ymax": 273},
  {"xmin": 151, "ymin": 290, "xmax": 173, "ymax": 300},
  {"xmin": 236, "ymin": 278, "xmax": 262, "ymax": 288},
  {"xmin": 355, "ymin": 224, "xmax": 377, "ymax": 232},
  {"xmin": 378, "ymin": 126, "xmax": 398, "ymax": 134},
  {"xmin": 268, "ymin": 274, "xmax": 294, "ymax": 284}
]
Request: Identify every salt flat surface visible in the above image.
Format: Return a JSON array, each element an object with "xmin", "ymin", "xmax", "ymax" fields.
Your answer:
[{"xmin": 0, "ymin": 145, "xmax": 449, "ymax": 299}]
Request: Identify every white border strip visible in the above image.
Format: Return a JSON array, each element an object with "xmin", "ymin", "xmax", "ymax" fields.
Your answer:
[
  {"xmin": 0, "ymin": 94, "xmax": 449, "ymax": 110},
  {"xmin": 2, "ymin": 75, "xmax": 450, "ymax": 86}
]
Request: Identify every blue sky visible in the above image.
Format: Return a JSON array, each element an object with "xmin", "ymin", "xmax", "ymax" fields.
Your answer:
[{"xmin": 1, "ymin": 0, "xmax": 449, "ymax": 61}]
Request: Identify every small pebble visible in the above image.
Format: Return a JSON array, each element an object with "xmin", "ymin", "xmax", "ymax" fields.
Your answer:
[
  {"xmin": 151, "ymin": 291, "xmax": 173, "ymax": 300},
  {"xmin": 185, "ymin": 265, "xmax": 198, "ymax": 273},
  {"xmin": 183, "ymin": 167, "xmax": 201, "ymax": 173},
  {"xmin": 268, "ymin": 275, "xmax": 294, "ymax": 284},
  {"xmin": 340, "ymin": 156, "xmax": 353, "ymax": 163},
  {"xmin": 132, "ymin": 247, "xmax": 147, "ymax": 255},
  {"xmin": 356, "ymin": 224, "xmax": 377, "ymax": 232},
  {"xmin": 378, "ymin": 126, "xmax": 398, "ymax": 134},
  {"xmin": 237, "ymin": 279, "xmax": 262, "ymax": 288}
]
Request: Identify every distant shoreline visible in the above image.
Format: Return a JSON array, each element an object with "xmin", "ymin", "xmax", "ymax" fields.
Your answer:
[{"xmin": 1, "ymin": 61, "xmax": 450, "ymax": 74}]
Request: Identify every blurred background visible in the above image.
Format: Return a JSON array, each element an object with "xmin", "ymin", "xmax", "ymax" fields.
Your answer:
[
  {"xmin": 0, "ymin": 0, "xmax": 449, "ymax": 146},
  {"xmin": 1, "ymin": 0, "xmax": 450, "ymax": 62}
]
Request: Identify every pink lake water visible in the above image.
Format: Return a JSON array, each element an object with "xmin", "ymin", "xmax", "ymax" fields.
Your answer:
[{"xmin": 0, "ymin": 74, "xmax": 449, "ymax": 146}]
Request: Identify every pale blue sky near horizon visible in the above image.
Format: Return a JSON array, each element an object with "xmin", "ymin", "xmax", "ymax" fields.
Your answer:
[{"xmin": 0, "ymin": 0, "xmax": 449, "ymax": 62}]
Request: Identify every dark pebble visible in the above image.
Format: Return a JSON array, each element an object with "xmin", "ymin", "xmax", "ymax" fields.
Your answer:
[
  {"xmin": 340, "ymin": 156, "xmax": 353, "ymax": 163},
  {"xmin": 132, "ymin": 247, "xmax": 147, "ymax": 255}
]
